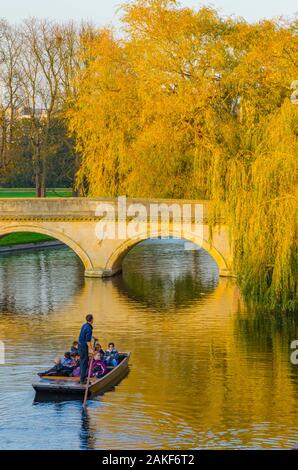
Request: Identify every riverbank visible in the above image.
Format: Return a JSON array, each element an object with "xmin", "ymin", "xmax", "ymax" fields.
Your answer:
[
  {"xmin": 0, "ymin": 188, "xmax": 72, "ymax": 198},
  {"xmin": 0, "ymin": 232, "xmax": 54, "ymax": 247},
  {"xmin": 0, "ymin": 188, "xmax": 71, "ymax": 249},
  {"xmin": 0, "ymin": 233, "xmax": 64, "ymax": 252},
  {"xmin": 0, "ymin": 240, "xmax": 64, "ymax": 253}
]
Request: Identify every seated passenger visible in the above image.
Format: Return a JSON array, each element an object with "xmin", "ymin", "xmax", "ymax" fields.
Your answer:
[
  {"xmin": 91, "ymin": 352, "xmax": 107, "ymax": 378},
  {"xmin": 61, "ymin": 352, "xmax": 73, "ymax": 367},
  {"xmin": 70, "ymin": 353, "xmax": 80, "ymax": 376},
  {"xmin": 38, "ymin": 354, "xmax": 79, "ymax": 378},
  {"xmin": 70, "ymin": 341, "xmax": 79, "ymax": 354},
  {"xmin": 104, "ymin": 342, "xmax": 119, "ymax": 368},
  {"xmin": 72, "ymin": 352, "xmax": 105, "ymax": 379},
  {"xmin": 38, "ymin": 357, "xmax": 63, "ymax": 377},
  {"xmin": 71, "ymin": 352, "xmax": 80, "ymax": 366},
  {"xmin": 72, "ymin": 367, "xmax": 80, "ymax": 377},
  {"xmin": 94, "ymin": 342, "xmax": 105, "ymax": 356}
]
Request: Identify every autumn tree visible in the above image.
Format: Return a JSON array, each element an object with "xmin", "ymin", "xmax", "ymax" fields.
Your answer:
[{"xmin": 68, "ymin": 0, "xmax": 297, "ymax": 311}]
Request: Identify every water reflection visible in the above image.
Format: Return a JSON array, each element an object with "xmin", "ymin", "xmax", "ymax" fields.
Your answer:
[
  {"xmin": 235, "ymin": 309, "xmax": 298, "ymax": 397},
  {"xmin": 116, "ymin": 239, "xmax": 219, "ymax": 309},
  {"xmin": 80, "ymin": 410, "xmax": 96, "ymax": 450},
  {"xmin": 0, "ymin": 247, "xmax": 84, "ymax": 314},
  {"xmin": 0, "ymin": 240, "xmax": 297, "ymax": 449}
]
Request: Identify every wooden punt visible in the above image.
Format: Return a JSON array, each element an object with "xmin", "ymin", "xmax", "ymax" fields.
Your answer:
[{"xmin": 32, "ymin": 352, "xmax": 131, "ymax": 398}]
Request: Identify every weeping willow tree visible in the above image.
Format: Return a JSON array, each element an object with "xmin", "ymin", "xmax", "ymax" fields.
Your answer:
[
  {"xmin": 220, "ymin": 102, "xmax": 298, "ymax": 311},
  {"xmin": 209, "ymin": 19, "xmax": 298, "ymax": 312},
  {"xmin": 68, "ymin": 0, "xmax": 298, "ymax": 311}
]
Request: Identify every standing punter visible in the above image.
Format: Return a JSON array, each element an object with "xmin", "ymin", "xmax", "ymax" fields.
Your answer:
[{"xmin": 79, "ymin": 314, "xmax": 95, "ymax": 384}]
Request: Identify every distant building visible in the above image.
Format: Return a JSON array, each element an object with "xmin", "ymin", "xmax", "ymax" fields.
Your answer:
[
  {"xmin": 17, "ymin": 107, "xmax": 47, "ymax": 120},
  {"xmin": 1, "ymin": 106, "xmax": 47, "ymax": 121}
]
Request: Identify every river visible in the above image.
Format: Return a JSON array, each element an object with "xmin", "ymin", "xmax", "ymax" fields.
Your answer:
[{"xmin": 0, "ymin": 239, "xmax": 297, "ymax": 449}]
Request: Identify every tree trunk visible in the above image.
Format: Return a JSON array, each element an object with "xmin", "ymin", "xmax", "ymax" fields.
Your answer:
[
  {"xmin": 72, "ymin": 152, "xmax": 81, "ymax": 197},
  {"xmin": 41, "ymin": 155, "xmax": 46, "ymax": 197},
  {"xmin": 35, "ymin": 167, "xmax": 42, "ymax": 197},
  {"xmin": 35, "ymin": 143, "xmax": 44, "ymax": 198}
]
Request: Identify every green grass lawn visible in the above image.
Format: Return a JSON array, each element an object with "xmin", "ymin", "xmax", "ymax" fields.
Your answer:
[
  {"xmin": 0, "ymin": 188, "xmax": 72, "ymax": 247},
  {"xmin": 0, "ymin": 232, "xmax": 55, "ymax": 247},
  {"xmin": 0, "ymin": 188, "xmax": 72, "ymax": 198}
]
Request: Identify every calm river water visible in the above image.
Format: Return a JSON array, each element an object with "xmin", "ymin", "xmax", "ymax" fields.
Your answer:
[{"xmin": 0, "ymin": 240, "xmax": 297, "ymax": 449}]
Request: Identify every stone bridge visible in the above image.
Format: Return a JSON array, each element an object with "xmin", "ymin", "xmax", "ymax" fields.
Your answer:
[{"xmin": 0, "ymin": 198, "xmax": 233, "ymax": 277}]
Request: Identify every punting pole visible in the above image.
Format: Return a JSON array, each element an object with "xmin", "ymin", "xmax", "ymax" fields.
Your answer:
[{"xmin": 83, "ymin": 351, "xmax": 94, "ymax": 409}]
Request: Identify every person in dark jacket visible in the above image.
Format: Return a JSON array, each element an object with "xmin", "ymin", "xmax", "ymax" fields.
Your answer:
[
  {"xmin": 38, "ymin": 357, "xmax": 74, "ymax": 377},
  {"xmin": 94, "ymin": 342, "xmax": 105, "ymax": 356},
  {"xmin": 78, "ymin": 314, "xmax": 95, "ymax": 384},
  {"xmin": 61, "ymin": 352, "xmax": 72, "ymax": 367},
  {"xmin": 70, "ymin": 341, "xmax": 79, "ymax": 354},
  {"xmin": 104, "ymin": 342, "xmax": 119, "ymax": 367},
  {"xmin": 38, "ymin": 357, "xmax": 62, "ymax": 377}
]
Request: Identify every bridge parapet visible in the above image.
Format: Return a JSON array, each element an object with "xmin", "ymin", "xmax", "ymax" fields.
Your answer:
[
  {"xmin": 0, "ymin": 197, "xmax": 232, "ymax": 278},
  {"xmin": 0, "ymin": 197, "xmax": 215, "ymax": 221}
]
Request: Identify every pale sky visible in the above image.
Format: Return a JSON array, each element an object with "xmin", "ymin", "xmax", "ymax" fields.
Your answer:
[{"xmin": 0, "ymin": 0, "xmax": 296, "ymax": 25}]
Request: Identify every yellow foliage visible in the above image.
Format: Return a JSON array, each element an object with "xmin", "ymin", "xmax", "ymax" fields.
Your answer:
[{"xmin": 67, "ymin": 0, "xmax": 298, "ymax": 311}]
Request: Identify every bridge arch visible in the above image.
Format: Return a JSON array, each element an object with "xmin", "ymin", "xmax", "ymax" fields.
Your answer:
[
  {"xmin": 0, "ymin": 225, "xmax": 93, "ymax": 271},
  {"xmin": 104, "ymin": 230, "xmax": 229, "ymax": 275}
]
